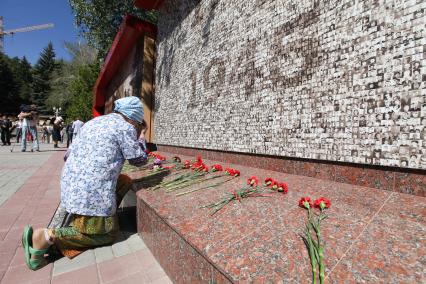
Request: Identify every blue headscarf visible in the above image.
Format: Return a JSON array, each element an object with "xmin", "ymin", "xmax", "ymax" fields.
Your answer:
[{"xmin": 114, "ymin": 96, "xmax": 144, "ymax": 123}]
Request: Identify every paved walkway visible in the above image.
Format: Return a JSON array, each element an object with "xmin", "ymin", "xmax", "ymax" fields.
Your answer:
[
  {"xmin": 0, "ymin": 143, "xmax": 171, "ymax": 284},
  {"xmin": 0, "ymin": 143, "xmax": 54, "ymax": 206}
]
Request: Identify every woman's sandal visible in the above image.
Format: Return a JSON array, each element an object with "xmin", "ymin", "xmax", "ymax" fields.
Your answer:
[{"xmin": 22, "ymin": 226, "xmax": 49, "ymax": 271}]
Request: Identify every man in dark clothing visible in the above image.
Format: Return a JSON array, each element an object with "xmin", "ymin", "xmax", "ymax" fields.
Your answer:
[
  {"xmin": 1, "ymin": 115, "xmax": 12, "ymax": 146},
  {"xmin": 66, "ymin": 121, "xmax": 74, "ymax": 148}
]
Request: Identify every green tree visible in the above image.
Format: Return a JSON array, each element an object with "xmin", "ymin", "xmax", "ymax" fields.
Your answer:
[
  {"xmin": 46, "ymin": 60, "xmax": 69, "ymax": 110},
  {"xmin": 46, "ymin": 42, "xmax": 97, "ymax": 112},
  {"xmin": 66, "ymin": 62, "xmax": 100, "ymax": 121},
  {"xmin": 17, "ymin": 56, "xmax": 34, "ymax": 102},
  {"xmin": 32, "ymin": 42, "xmax": 58, "ymax": 113},
  {"xmin": 0, "ymin": 53, "xmax": 20, "ymax": 114},
  {"xmin": 69, "ymin": 0, "xmax": 157, "ymax": 58}
]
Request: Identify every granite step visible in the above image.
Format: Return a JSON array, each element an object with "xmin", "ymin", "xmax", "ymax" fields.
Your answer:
[{"xmin": 132, "ymin": 151, "xmax": 425, "ymax": 283}]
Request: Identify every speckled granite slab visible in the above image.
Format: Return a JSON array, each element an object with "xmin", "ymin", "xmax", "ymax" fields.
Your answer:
[{"xmin": 130, "ymin": 152, "xmax": 425, "ymax": 283}]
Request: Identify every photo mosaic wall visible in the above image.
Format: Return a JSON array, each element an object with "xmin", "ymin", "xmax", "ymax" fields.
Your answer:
[{"xmin": 153, "ymin": 0, "xmax": 426, "ymax": 169}]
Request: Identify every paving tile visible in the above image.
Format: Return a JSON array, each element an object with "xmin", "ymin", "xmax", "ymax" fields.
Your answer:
[
  {"xmin": 126, "ymin": 233, "xmax": 147, "ymax": 252},
  {"xmin": 53, "ymin": 249, "xmax": 96, "ymax": 276},
  {"xmin": 0, "ymin": 229, "xmax": 8, "ymax": 240},
  {"xmin": 145, "ymin": 262, "xmax": 168, "ymax": 282},
  {"xmin": 0, "ymin": 213, "xmax": 18, "ymax": 232},
  {"xmin": 150, "ymin": 275, "xmax": 173, "ymax": 284},
  {"xmin": 98, "ymin": 253, "xmax": 142, "ymax": 283},
  {"xmin": 111, "ymin": 239, "xmax": 132, "ymax": 257},
  {"xmin": 94, "ymin": 246, "xmax": 114, "ymax": 264},
  {"xmin": 0, "ymin": 251, "xmax": 15, "ymax": 278},
  {"xmin": 0, "ymin": 236, "xmax": 22, "ymax": 254},
  {"xmin": 106, "ymin": 271, "xmax": 150, "ymax": 284},
  {"xmin": 9, "ymin": 246, "xmax": 25, "ymax": 268},
  {"xmin": 1, "ymin": 263, "xmax": 52, "ymax": 284},
  {"xmin": 51, "ymin": 264, "xmax": 99, "ymax": 284},
  {"xmin": 31, "ymin": 278, "xmax": 52, "ymax": 284},
  {"xmin": 135, "ymin": 248, "xmax": 157, "ymax": 270}
]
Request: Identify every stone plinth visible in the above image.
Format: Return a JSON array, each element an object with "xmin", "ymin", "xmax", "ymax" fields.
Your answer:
[{"xmin": 133, "ymin": 152, "xmax": 425, "ymax": 283}]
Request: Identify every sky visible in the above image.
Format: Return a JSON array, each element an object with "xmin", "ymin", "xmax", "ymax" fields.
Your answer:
[{"xmin": 0, "ymin": 0, "xmax": 80, "ymax": 65}]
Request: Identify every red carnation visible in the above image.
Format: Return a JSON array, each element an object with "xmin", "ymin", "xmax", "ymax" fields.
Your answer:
[
  {"xmin": 184, "ymin": 160, "xmax": 191, "ymax": 169},
  {"xmin": 299, "ymin": 197, "xmax": 313, "ymax": 209},
  {"xmin": 314, "ymin": 197, "xmax": 331, "ymax": 210},
  {"xmin": 195, "ymin": 163, "xmax": 205, "ymax": 171},
  {"xmin": 196, "ymin": 155, "xmax": 203, "ymax": 163},
  {"xmin": 271, "ymin": 180, "xmax": 278, "ymax": 190},
  {"xmin": 247, "ymin": 176, "xmax": 259, "ymax": 187},
  {"xmin": 264, "ymin": 177, "xmax": 274, "ymax": 186},
  {"xmin": 224, "ymin": 168, "xmax": 240, "ymax": 177},
  {"xmin": 191, "ymin": 163, "xmax": 199, "ymax": 170},
  {"xmin": 277, "ymin": 182, "xmax": 288, "ymax": 194},
  {"xmin": 212, "ymin": 164, "xmax": 223, "ymax": 172}
]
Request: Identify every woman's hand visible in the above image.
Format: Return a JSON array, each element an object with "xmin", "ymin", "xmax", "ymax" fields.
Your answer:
[{"xmin": 138, "ymin": 119, "xmax": 148, "ymax": 139}]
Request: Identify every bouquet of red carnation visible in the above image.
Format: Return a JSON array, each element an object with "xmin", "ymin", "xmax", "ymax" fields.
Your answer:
[
  {"xmin": 152, "ymin": 156, "xmax": 209, "ymax": 192},
  {"xmin": 176, "ymin": 165, "xmax": 238, "ymax": 196},
  {"xmin": 225, "ymin": 168, "xmax": 240, "ymax": 177},
  {"xmin": 247, "ymin": 176, "xmax": 259, "ymax": 186},
  {"xmin": 166, "ymin": 163, "xmax": 224, "ymax": 193},
  {"xmin": 264, "ymin": 178, "xmax": 288, "ymax": 193},
  {"xmin": 299, "ymin": 197, "xmax": 331, "ymax": 284},
  {"xmin": 148, "ymin": 152, "xmax": 166, "ymax": 161},
  {"xmin": 211, "ymin": 164, "xmax": 223, "ymax": 172},
  {"xmin": 201, "ymin": 176, "xmax": 272, "ymax": 215}
]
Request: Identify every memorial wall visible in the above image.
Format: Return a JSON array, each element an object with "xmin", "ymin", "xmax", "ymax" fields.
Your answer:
[{"xmin": 153, "ymin": 0, "xmax": 426, "ymax": 169}]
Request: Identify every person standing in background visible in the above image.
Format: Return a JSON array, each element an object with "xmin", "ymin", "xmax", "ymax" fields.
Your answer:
[
  {"xmin": 51, "ymin": 117, "xmax": 64, "ymax": 148},
  {"xmin": 60, "ymin": 127, "xmax": 65, "ymax": 143},
  {"xmin": 0, "ymin": 114, "xmax": 12, "ymax": 146},
  {"xmin": 66, "ymin": 121, "xmax": 74, "ymax": 148},
  {"xmin": 72, "ymin": 118, "xmax": 84, "ymax": 139},
  {"xmin": 15, "ymin": 118, "xmax": 22, "ymax": 143},
  {"xmin": 41, "ymin": 126, "xmax": 46, "ymax": 143},
  {"xmin": 19, "ymin": 105, "xmax": 40, "ymax": 152}
]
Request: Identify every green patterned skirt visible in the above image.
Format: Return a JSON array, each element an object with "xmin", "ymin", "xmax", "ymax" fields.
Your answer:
[{"xmin": 48, "ymin": 174, "xmax": 132, "ymax": 258}]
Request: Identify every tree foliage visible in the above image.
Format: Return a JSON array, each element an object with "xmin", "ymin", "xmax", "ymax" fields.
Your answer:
[
  {"xmin": 1, "ymin": 40, "xmax": 98, "ymax": 119},
  {"xmin": 65, "ymin": 62, "xmax": 100, "ymax": 122},
  {"xmin": 46, "ymin": 42, "xmax": 97, "ymax": 112},
  {"xmin": 32, "ymin": 42, "xmax": 59, "ymax": 113},
  {"xmin": 69, "ymin": 0, "xmax": 157, "ymax": 59},
  {"xmin": 16, "ymin": 56, "xmax": 34, "ymax": 102},
  {"xmin": 0, "ymin": 53, "xmax": 33, "ymax": 114},
  {"xmin": 0, "ymin": 53, "xmax": 20, "ymax": 114}
]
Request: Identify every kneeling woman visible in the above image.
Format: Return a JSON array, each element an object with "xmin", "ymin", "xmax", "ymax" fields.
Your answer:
[{"xmin": 22, "ymin": 96, "xmax": 149, "ymax": 270}]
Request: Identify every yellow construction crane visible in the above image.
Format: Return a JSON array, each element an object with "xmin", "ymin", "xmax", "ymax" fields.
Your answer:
[{"xmin": 0, "ymin": 17, "xmax": 54, "ymax": 52}]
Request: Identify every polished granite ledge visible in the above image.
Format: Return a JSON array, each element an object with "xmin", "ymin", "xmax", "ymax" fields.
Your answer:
[
  {"xmin": 131, "ymin": 152, "xmax": 426, "ymax": 283},
  {"xmin": 157, "ymin": 145, "xmax": 426, "ymax": 197}
]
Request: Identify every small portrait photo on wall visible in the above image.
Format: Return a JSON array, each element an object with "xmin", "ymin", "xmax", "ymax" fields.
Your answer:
[
  {"xmin": 410, "ymin": 94, "xmax": 422, "ymax": 111},
  {"xmin": 401, "ymin": 96, "xmax": 411, "ymax": 114}
]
